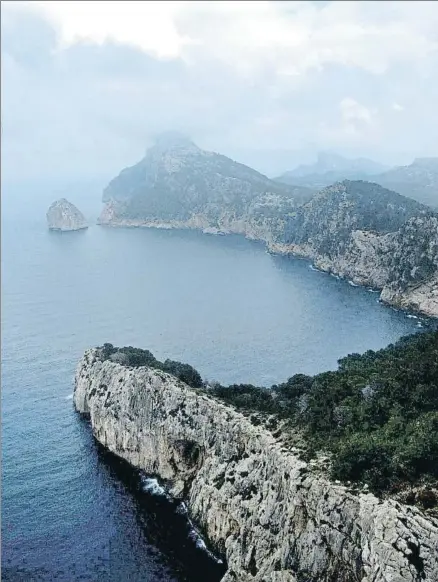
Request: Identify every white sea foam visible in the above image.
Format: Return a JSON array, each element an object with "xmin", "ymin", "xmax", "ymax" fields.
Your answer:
[
  {"xmin": 407, "ymin": 314, "xmax": 418, "ymax": 319},
  {"xmin": 309, "ymin": 265, "xmax": 323, "ymax": 273},
  {"xmin": 348, "ymin": 280, "xmax": 359, "ymax": 287},
  {"xmin": 141, "ymin": 476, "xmax": 166, "ymax": 496},
  {"xmin": 187, "ymin": 522, "xmax": 223, "ymax": 563},
  {"xmin": 65, "ymin": 393, "xmax": 74, "ymax": 400},
  {"xmin": 176, "ymin": 502, "xmax": 188, "ymax": 515}
]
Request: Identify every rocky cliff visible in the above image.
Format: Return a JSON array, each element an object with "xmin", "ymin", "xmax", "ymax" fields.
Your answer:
[
  {"xmin": 269, "ymin": 183, "xmax": 438, "ymax": 317},
  {"xmin": 99, "ymin": 137, "xmax": 438, "ymax": 317},
  {"xmin": 74, "ymin": 348, "xmax": 438, "ymax": 582},
  {"xmin": 46, "ymin": 198, "xmax": 88, "ymax": 231}
]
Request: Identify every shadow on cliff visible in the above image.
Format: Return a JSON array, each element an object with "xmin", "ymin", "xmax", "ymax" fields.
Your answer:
[{"xmin": 94, "ymin": 440, "xmax": 227, "ymax": 582}]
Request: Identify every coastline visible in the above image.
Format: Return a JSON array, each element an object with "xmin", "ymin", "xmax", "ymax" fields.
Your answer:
[
  {"xmin": 97, "ymin": 217, "xmax": 438, "ymax": 320},
  {"xmin": 74, "ymin": 349, "xmax": 438, "ymax": 582}
]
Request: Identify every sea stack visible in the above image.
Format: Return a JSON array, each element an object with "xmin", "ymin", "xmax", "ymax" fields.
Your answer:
[{"xmin": 46, "ymin": 198, "xmax": 88, "ymax": 231}]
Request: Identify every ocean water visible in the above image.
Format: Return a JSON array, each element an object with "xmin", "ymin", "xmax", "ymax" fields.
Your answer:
[{"xmin": 1, "ymin": 211, "xmax": 425, "ymax": 581}]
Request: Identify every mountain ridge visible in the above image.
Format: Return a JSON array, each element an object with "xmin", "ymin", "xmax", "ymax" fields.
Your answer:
[{"xmin": 99, "ymin": 136, "xmax": 438, "ymax": 317}]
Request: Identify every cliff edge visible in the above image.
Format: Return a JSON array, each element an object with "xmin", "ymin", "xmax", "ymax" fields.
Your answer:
[{"xmin": 74, "ymin": 348, "xmax": 438, "ymax": 582}]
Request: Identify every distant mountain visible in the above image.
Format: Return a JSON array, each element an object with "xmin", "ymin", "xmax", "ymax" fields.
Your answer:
[
  {"xmin": 99, "ymin": 137, "xmax": 437, "ymax": 317},
  {"xmin": 372, "ymin": 158, "xmax": 438, "ymax": 209},
  {"xmin": 100, "ymin": 132, "xmax": 314, "ymax": 234},
  {"xmin": 274, "ymin": 152, "xmax": 389, "ymax": 189}
]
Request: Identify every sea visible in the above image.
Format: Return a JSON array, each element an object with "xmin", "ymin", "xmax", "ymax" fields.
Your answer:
[{"xmin": 1, "ymin": 185, "xmax": 428, "ymax": 581}]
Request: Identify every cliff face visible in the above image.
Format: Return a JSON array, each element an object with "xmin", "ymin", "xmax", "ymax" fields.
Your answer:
[
  {"xmin": 46, "ymin": 198, "xmax": 88, "ymax": 231},
  {"xmin": 74, "ymin": 349, "xmax": 438, "ymax": 582},
  {"xmin": 269, "ymin": 186, "xmax": 438, "ymax": 317}
]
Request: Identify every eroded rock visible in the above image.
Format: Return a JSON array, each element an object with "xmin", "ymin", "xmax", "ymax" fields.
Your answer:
[
  {"xmin": 74, "ymin": 349, "xmax": 438, "ymax": 582},
  {"xmin": 46, "ymin": 198, "xmax": 88, "ymax": 231}
]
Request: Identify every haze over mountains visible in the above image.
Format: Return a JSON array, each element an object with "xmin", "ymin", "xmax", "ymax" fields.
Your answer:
[
  {"xmin": 99, "ymin": 133, "xmax": 438, "ymax": 318},
  {"xmin": 100, "ymin": 132, "xmax": 314, "ymax": 230},
  {"xmin": 275, "ymin": 153, "xmax": 438, "ymax": 209},
  {"xmin": 274, "ymin": 152, "xmax": 389, "ymax": 189}
]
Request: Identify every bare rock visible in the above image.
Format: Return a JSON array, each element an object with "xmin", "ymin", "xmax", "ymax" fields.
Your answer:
[
  {"xmin": 74, "ymin": 349, "xmax": 438, "ymax": 582},
  {"xmin": 46, "ymin": 198, "xmax": 88, "ymax": 231}
]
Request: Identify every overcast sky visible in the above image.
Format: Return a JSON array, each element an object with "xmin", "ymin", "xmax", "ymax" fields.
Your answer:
[{"xmin": 2, "ymin": 0, "xmax": 438, "ymax": 188}]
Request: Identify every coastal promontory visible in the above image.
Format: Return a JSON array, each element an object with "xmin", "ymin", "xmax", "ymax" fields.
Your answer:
[
  {"xmin": 75, "ymin": 337, "xmax": 438, "ymax": 582},
  {"xmin": 46, "ymin": 198, "xmax": 88, "ymax": 231}
]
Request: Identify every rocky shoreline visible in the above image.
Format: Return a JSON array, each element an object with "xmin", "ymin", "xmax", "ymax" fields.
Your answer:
[{"xmin": 74, "ymin": 348, "xmax": 438, "ymax": 582}]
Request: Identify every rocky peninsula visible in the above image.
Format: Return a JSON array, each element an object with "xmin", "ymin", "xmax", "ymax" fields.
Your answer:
[
  {"xmin": 46, "ymin": 198, "xmax": 88, "ymax": 231},
  {"xmin": 98, "ymin": 135, "xmax": 438, "ymax": 318},
  {"xmin": 75, "ymin": 344, "xmax": 438, "ymax": 582}
]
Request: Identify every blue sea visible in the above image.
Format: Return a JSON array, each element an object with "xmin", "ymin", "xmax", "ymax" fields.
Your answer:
[{"xmin": 1, "ymin": 195, "xmax": 426, "ymax": 581}]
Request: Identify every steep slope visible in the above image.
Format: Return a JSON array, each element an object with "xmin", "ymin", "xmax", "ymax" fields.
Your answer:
[
  {"xmin": 275, "ymin": 152, "xmax": 389, "ymax": 189},
  {"xmin": 74, "ymin": 345, "xmax": 438, "ymax": 582},
  {"xmin": 46, "ymin": 198, "xmax": 88, "ymax": 231},
  {"xmin": 372, "ymin": 158, "xmax": 438, "ymax": 209},
  {"xmin": 99, "ymin": 132, "xmax": 314, "ymax": 239},
  {"xmin": 269, "ymin": 181, "xmax": 438, "ymax": 317}
]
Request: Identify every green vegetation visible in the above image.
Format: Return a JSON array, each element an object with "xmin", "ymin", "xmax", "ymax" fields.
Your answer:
[
  {"xmin": 210, "ymin": 331, "xmax": 438, "ymax": 496},
  {"xmin": 99, "ymin": 343, "xmax": 203, "ymax": 388},
  {"xmin": 99, "ymin": 332, "xmax": 438, "ymax": 498}
]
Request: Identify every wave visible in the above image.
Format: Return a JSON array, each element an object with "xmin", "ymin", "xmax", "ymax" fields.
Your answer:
[
  {"xmin": 348, "ymin": 280, "xmax": 359, "ymax": 287},
  {"xmin": 140, "ymin": 476, "xmax": 167, "ymax": 497},
  {"xmin": 309, "ymin": 264, "xmax": 324, "ymax": 273},
  {"xmin": 407, "ymin": 314, "xmax": 419, "ymax": 319},
  {"xmin": 65, "ymin": 393, "xmax": 74, "ymax": 400},
  {"xmin": 140, "ymin": 475, "xmax": 224, "ymax": 565},
  {"xmin": 187, "ymin": 520, "xmax": 223, "ymax": 564},
  {"xmin": 368, "ymin": 288, "xmax": 380, "ymax": 293}
]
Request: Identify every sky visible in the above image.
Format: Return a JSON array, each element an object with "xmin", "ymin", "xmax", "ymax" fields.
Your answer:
[{"xmin": 2, "ymin": 0, "xmax": 438, "ymax": 190}]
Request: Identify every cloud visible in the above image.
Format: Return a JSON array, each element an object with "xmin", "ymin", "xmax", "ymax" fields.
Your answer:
[
  {"xmin": 1, "ymin": 0, "xmax": 438, "ymax": 187},
  {"xmin": 392, "ymin": 102, "xmax": 405, "ymax": 112},
  {"xmin": 339, "ymin": 97, "xmax": 375, "ymax": 135}
]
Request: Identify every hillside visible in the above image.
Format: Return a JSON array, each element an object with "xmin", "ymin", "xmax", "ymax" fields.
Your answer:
[
  {"xmin": 373, "ymin": 158, "xmax": 438, "ymax": 209},
  {"xmin": 269, "ymin": 181, "xmax": 438, "ymax": 316},
  {"xmin": 100, "ymin": 132, "xmax": 314, "ymax": 230},
  {"xmin": 274, "ymin": 152, "xmax": 389, "ymax": 189},
  {"xmin": 281, "ymin": 180, "xmax": 428, "ymax": 255}
]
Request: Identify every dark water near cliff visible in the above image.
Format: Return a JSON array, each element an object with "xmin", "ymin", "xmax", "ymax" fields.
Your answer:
[{"xmin": 1, "ymin": 211, "xmax": 426, "ymax": 581}]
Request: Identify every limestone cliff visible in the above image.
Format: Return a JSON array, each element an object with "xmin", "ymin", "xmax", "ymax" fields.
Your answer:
[
  {"xmin": 46, "ymin": 198, "xmax": 88, "ymax": 231},
  {"xmin": 269, "ymin": 200, "xmax": 438, "ymax": 318},
  {"xmin": 74, "ymin": 348, "xmax": 438, "ymax": 582}
]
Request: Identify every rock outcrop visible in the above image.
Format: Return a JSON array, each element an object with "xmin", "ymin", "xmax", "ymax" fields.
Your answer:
[
  {"xmin": 74, "ymin": 348, "xmax": 438, "ymax": 582},
  {"xmin": 46, "ymin": 198, "xmax": 88, "ymax": 231}
]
